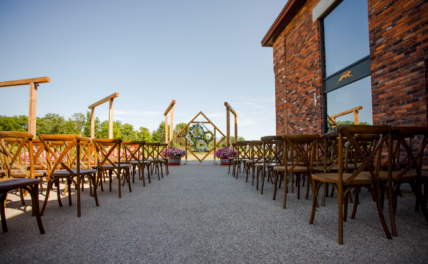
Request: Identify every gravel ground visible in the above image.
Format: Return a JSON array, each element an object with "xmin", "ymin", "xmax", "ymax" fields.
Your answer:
[{"xmin": 1, "ymin": 161, "xmax": 428, "ymax": 263}]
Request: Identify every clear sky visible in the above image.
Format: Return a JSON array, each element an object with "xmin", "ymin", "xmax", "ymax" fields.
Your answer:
[{"xmin": 0, "ymin": 0, "xmax": 287, "ymax": 140}]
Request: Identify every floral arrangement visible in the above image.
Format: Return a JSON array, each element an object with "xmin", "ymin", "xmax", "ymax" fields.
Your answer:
[
  {"xmin": 162, "ymin": 146, "xmax": 187, "ymax": 158},
  {"xmin": 188, "ymin": 124, "xmax": 214, "ymax": 152},
  {"xmin": 214, "ymin": 146, "xmax": 237, "ymax": 159}
]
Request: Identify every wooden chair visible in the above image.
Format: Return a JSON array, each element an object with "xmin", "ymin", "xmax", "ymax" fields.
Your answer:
[
  {"xmin": 273, "ymin": 134, "xmax": 319, "ymax": 209},
  {"xmin": 159, "ymin": 143, "xmax": 169, "ymax": 176},
  {"xmin": 233, "ymin": 141, "xmax": 251, "ymax": 179},
  {"xmin": 378, "ymin": 126, "xmax": 428, "ymax": 237},
  {"xmin": 1, "ymin": 178, "xmax": 45, "ymax": 234},
  {"xmin": 123, "ymin": 141, "xmax": 146, "ymax": 186},
  {"xmin": 0, "ymin": 133, "xmax": 48, "ymax": 205},
  {"xmin": 309, "ymin": 125, "xmax": 392, "ymax": 244},
  {"xmin": 259, "ymin": 136, "xmax": 284, "ymax": 194},
  {"xmin": 144, "ymin": 143, "xmax": 161, "ymax": 181},
  {"xmin": 92, "ymin": 138, "xmax": 132, "ymax": 198},
  {"xmin": 39, "ymin": 135, "xmax": 99, "ymax": 217},
  {"xmin": 246, "ymin": 141, "xmax": 263, "ymax": 186}
]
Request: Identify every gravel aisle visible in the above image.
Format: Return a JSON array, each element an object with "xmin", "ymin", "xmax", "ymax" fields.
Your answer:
[{"xmin": 1, "ymin": 162, "xmax": 428, "ymax": 263}]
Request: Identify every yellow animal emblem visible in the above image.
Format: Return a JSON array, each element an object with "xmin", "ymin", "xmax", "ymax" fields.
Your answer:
[{"xmin": 337, "ymin": 71, "xmax": 353, "ymax": 84}]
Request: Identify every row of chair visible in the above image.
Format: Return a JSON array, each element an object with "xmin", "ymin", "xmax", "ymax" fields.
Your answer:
[
  {"xmin": 0, "ymin": 131, "xmax": 170, "ymax": 234},
  {"xmin": 228, "ymin": 125, "xmax": 428, "ymax": 244}
]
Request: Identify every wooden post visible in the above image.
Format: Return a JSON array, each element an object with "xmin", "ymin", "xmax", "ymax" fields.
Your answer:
[
  {"xmin": 108, "ymin": 99, "xmax": 114, "ymax": 139},
  {"xmin": 234, "ymin": 115, "xmax": 238, "ymax": 143},
  {"xmin": 226, "ymin": 107, "xmax": 230, "ymax": 147},
  {"xmin": 90, "ymin": 107, "xmax": 95, "ymax": 138},
  {"xmin": 353, "ymin": 110, "xmax": 359, "ymax": 125},
  {"xmin": 213, "ymin": 128, "xmax": 217, "ymax": 164},
  {"xmin": 165, "ymin": 115, "xmax": 169, "ymax": 144},
  {"xmin": 28, "ymin": 82, "xmax": 37, "ymax": 136},
  {"xmin": 185, "ymin": 127, "xmax": 188, "ymax": 165},
  {"xmin": 170, "ymin": 105, "xmax": 174, "ymax": 147}
]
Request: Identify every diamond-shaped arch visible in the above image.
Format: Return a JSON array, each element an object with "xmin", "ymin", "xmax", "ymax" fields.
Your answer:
[{"xmin": 174, "ymin": 111, "xmax": 225, "ymax": 163}]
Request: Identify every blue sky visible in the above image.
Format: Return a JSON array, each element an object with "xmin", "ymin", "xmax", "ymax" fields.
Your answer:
[{"xmin": 0, "ymin": 0, "xmax": 287, "ymax": 140}]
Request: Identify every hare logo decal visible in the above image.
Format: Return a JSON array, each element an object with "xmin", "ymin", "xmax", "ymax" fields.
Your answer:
[{"xmin": 337, "ymin": 71, "xmax": 353, "ymax": 84}]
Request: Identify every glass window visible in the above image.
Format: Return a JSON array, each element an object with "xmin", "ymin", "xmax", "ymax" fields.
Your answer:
[
  {"xmin": 327, "ymin": 76, "xmax": 373, "ymax": 129},
  {"xmin": 324, "ymin": 0, "xmax": 370, "ymax": 76}
]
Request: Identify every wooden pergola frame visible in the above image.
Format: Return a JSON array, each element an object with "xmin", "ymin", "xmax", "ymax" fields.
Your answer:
[
  {"xmin": 164, "ymin": 100, "xmax": 176, "ymax": 147},
  {"xmin": 328, "ymin": 106, "xmax": 362, "ymax": 127},
  {"xmin": 224, "ymin": 102, "xmax": 238, "ymax": 146},
  {"xmin": 0, "ymin": 77, "xmax": 51, "ymax": 136},
  {"xmin": 88, "ymin": 93, "xmax": 119, "ymax": 139}
]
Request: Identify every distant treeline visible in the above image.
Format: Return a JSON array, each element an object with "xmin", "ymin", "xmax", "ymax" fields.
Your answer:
[{"xmin": 0, "ymin": 112, "xmax": 244, "ymax": 148}]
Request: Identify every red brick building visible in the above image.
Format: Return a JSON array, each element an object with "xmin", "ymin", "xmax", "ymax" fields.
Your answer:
[{"xmin": 262, "ymin": 0, "xmax": 428, "ymax": 135}]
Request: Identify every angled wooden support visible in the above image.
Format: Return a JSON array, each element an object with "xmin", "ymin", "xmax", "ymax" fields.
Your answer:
[
  {"xmin": 164, "ymin": 100, "xmax": 176, "ymax": 147},
  {"xmin": 225, "ymin": 102, "xmax": 238, "ymax": 147},
  {"xmin": 88, "ymin": 93, "xmax": 119, "ymax": 139},
  {"xmin": 328, "ymin": 106, "xmax": 362, "ymax": 127},
  {"xmin": 0, "ymin": 77, "xmax": 51, "ymax": 136}
]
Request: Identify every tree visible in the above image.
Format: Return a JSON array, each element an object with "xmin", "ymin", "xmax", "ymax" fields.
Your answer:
[
  {"xmin": 137, "ymin": 127, "xmax": 152, "ymax": 142},
  {"xmin": 0, "ymin": 115, "xmax": 27, "ymax": 132},
  {"xmin": 152, "ymin": 121, "xmax": 170, "ymax": 143},
  {"xmin": 71, "ymin": 113, "xmax": 86, "ymax": 134},
  {"xmin": 121, "ymin": 123, "xmax": 137, "ymax": 140}
]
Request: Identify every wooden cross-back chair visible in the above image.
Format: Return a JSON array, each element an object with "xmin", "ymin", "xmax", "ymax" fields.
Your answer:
[
  {"xmin": 232, "ymin": 141, "xmax": 251, "ymax": 179},
  {"xmin": 159, "ymin": 143, "xmax": 169, "ymax": 176},
  {"xmin": 376, "ymin": 126, "xmax": 428, "ymax": 237},
  {"xmin": 92, "ymin": 139, "xmax": 132, "ymax": 198},
  {"xmin": 259, "ymin": 136, "xmax": 284, "ymax": 194},
  {"xmin": 39, "ymin": 135, "xmax": 99, "ymax": 217},
  {"xmin": 144, "ymin": 142, "xmax": 162, "ymax": 181},
  {"xmin": 273, "ymin": 134, "xmax": 319, "ymax": 209},
  {"xmin": 0, "ymin": 134, "xmax": 48, "ymax": 205},
  {"xmin": 310, "ymin": 125, "xmax": 392, "ymax": 245},
  {"xmin": 246, "ymin": 141, "xmax": 263, "ymax": 186},
  {"xmin": 123, "ymin": 141, "xmax": 147, "ymax": 186}
]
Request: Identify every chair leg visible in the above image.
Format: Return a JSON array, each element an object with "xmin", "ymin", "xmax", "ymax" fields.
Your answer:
[
  {"xmin": 26, "ymin": 185, "xmax": 45, "ymax": 234},
  {"xmin": 41, "ymin": 180, "xmax": 53, "ymax": 216},
  {"xmin": 273, "ymin": 171, "xmax": 278, "ymax": 200},
  {"xmin": 310, "ymin": 181, "xmax": 322, "ymax": 224},
  {"xmin": 118, "ymin": 169, "xmax": 122, "ymax": 199},
  {"xmin": 0, "ymin": 192, "xmax": 8, "ymax": 232},
  {"xmin": 19, "ymin": 188, "xmax": 25, "ymax": 206},
  {"xmin": 56, "ymin": 180, "xmax": 62, "ymax": 207},
  {"xmin": 338, "ymin": 188, "xmax": 344, "ymax": 245},
  {"xmin": 283, "ymin": 172, "xmax": 288, "ymax": 209},
  {"xmin": 351, "ymin": 187, "xmax": 359, "ymax": 219}
]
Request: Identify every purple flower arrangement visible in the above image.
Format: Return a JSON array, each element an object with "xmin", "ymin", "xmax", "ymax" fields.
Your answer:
[
  {"xmin": 162, "ymin": 146, "xmax": 187, "ymax": 158},
  {"xmin": 214, "ymin": 146, "xmax": 237, "ymax": 159}
]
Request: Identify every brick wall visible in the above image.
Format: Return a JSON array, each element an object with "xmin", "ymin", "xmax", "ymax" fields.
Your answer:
[
  {"xmin": 273, "ymin": 0, "xmax": 324, "ymax": 135},
  {"xmin": 369, "ymin": 0, "xmax": 428, "ymax": 126}
]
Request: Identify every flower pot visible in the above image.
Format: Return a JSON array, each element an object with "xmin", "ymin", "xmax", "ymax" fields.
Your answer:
[
  {"xmin": 220, "ymin": 158, "xmax": 230, "ymax": 166},
  {"xmin": 168, "ymin": 157, "xmax": 182, "ymax": 166}
]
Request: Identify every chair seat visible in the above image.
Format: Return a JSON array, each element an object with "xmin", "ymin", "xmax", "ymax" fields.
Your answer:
[
  {"xmin": 273, "ymin": 166, "xmax": 309, "ymax": 173},
  {"xmin": 127, "ymin": 160, "xmax": 141, "ymax": 165},
  {"xmin": 0, "ymin": 178, "xmax": 40, "ymax": 191},
  {"xmin": 312, "ymin": 173, "xmax": 373, "ymax": 185},
  {"xmin": 10, "ymin": 170, "xmax": 47, "ymax": 177},
  {"xmin": 255, "ymin": 163, "xmax": 281, "ymax": 168},
  {"xmin": 312, "ymin": 165, "xmax": 326, "ymax": 172},
  {"xmin": 101, "ymin": 164, "xmax": 132, "ymax": 169},
  {"xmin": 378, "ymin": 170, "xmax": 422, "ymax": 182},
  {"xmin": 53, "ymin": 169, "xmax": 98, "ymax": 176}
]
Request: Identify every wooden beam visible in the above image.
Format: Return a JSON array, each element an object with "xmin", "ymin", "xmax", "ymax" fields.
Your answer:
[
  {"xmin": 164, "ymin": 100, "xmax": 176, "ymax": 116},
  {"xmin": 224, "ymin": 102, "xmax": 238, "ymax": 117},
  {"xmin": 226, "ymin": 108, "xmax": 230, "ymax": 146},
  {"xmin": 88, "ymin": 93, "xmax": 119, "ymax": 109},
  {"xmin": 353, "ymin": 110, "xmax": 360, "ymax": 125},
  {"xmin": 234, "ymin": 115, "xmax": 238, "ymax": 143},
  {"xmin": 28, "ymin": 82, "xmax": 37, "ymax": 136},
  {"xmin": 330, "ymin": 106, "xmax": 362, "ymax": 119},
  {"xmin": 165, "ymin": 115, "xmax": 168, "ymax": 144},
  {"xmin": 90, "ymin": 108, "xmax": 95, "ymax": 138},
  {"xmin": 108, "ymin": 99, "xmax": 114, "ymax": 139},
  {"xmin": 0, "ymin": 77, "xmax": 50, "ymax": 87},
  {"xmin": 170, "ymin": 105, "xmax": 174, "ymax": 147}
]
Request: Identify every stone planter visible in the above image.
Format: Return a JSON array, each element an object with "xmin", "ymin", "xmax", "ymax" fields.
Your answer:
[
  {"xmin": 168, "ymin": 157, "xmax": 182, "ymax": 166},
  {"xmin": 220, "ymin": 158, "xmax": 230, "ymax": 166}
]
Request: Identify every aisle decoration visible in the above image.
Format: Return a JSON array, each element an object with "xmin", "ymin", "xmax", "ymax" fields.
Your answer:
[
  {"xmin": 162, "ymin": 146, "xmax": 187, "ymax": 166},
  {"xmin": 214, "ymin": 146, "xmax": 237, "ymax": 165}
]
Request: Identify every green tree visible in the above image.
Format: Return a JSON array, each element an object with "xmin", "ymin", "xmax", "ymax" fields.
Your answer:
[
  {"xmin": 121, "ymin": 123, "xmax": 137, "ymax": 140},
  {"xmin": 152, "ymin": 121, "xmax": 170, "ymax": 143},
  {"xmin": 137, "ymin": 127, "xmax": 152, "ymax": 142},
  {"xmin": 0, "ymin": 115, "xmax": 28, "ymax": 131}
]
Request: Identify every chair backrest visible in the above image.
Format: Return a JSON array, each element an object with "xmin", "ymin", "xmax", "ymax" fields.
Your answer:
[
  {"xmin": 235, "ymin": 141, "xmax": 251, "ymax": 161},
  {"xmin": 38, "ymin": 134, "xmax": 82, "ymax": 178},
  {"xmin": 158, "ymin": 143, "xmax": 168, "ymax": 160},
  {"xmin": 337, "ymin": 125, "xmax": 391, "ymax": 184},
  {"xmin": 320, "ymin": 132, "xmax": 339, "ymax": 172},
  {"xmin": 144, "ymin": 143, "xmax": 160, "ymax": 160},
  {"xmin": 390, "ymin": 126, "xmax": 428, "ymax": 182},
  {"xmin": 250, "ymin": 141, "xmax": 263, "ymax": 163},
  {"xmin": 282, "ymin": 134, "xmax": 320, "ymax": 172},
  {"xmin": 260, "ymin": 136, "xmax": 283, "ymax": 165},
  {"xmin": 122, "ymin": 141, "xmax": 145, "ymax": 163},
  {"xmin": 0, "ymin": 132, "xmax": 34, "ymax": 178},
  {"xmin": 92, "ymin": 139, "xmax": 123, "ymax": 170}
]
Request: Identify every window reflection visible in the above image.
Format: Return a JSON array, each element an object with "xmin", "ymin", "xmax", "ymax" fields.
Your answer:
[
  {"xmin": 327, "ymin": 77, "xmax": 373, "ymax": 130},
  {"xmin": 324, "ymin": 0, "xmax": 370, "ymax": 76}
]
